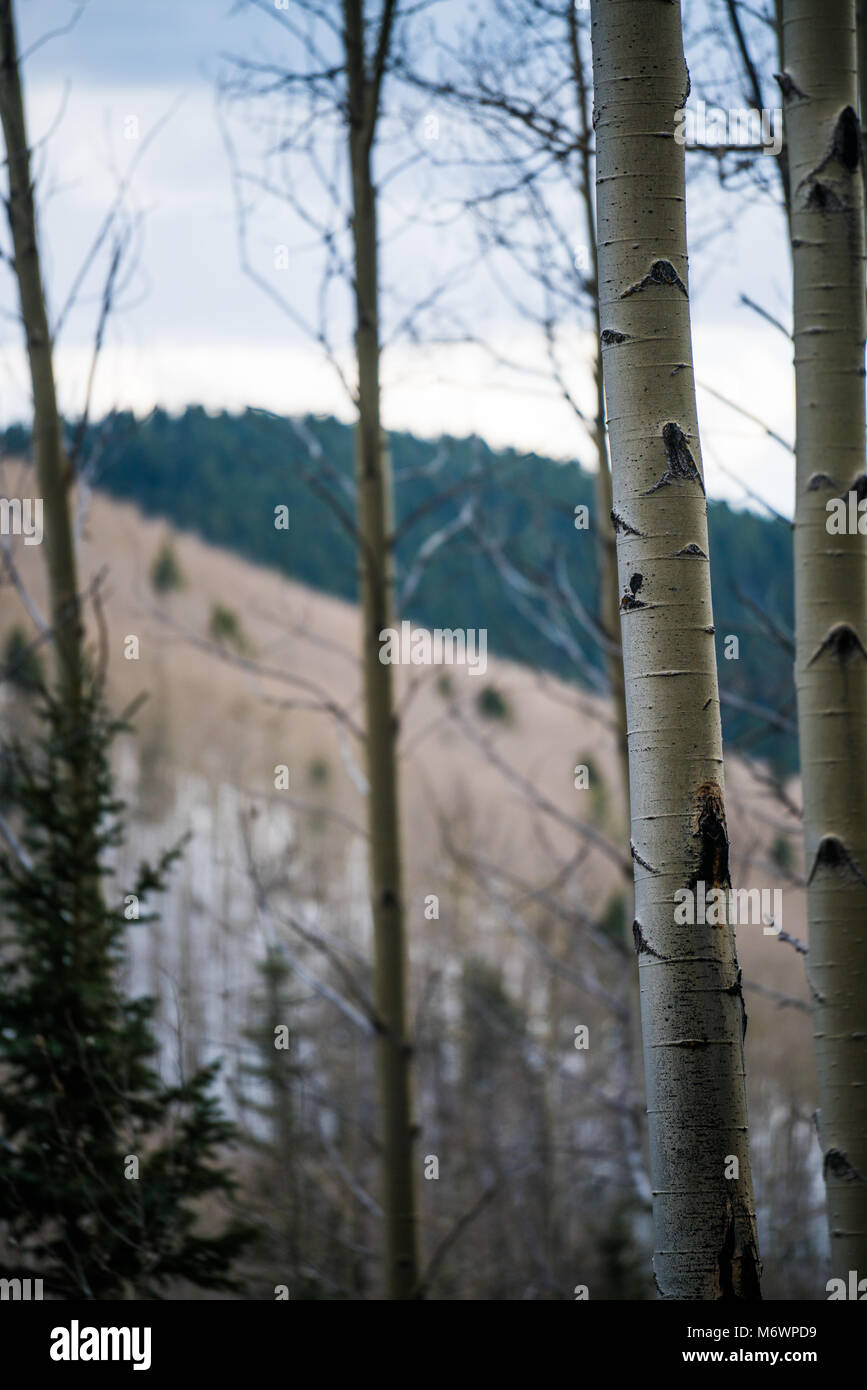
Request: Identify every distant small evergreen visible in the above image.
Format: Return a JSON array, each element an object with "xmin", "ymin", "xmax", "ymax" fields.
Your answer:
[
  {"xmin": 150, "ymin": 537, "xmax": 185, "ymax": 594},
  {"xmin": 209, "ymin": 602, "xmax": 252, "ymax": 654}
]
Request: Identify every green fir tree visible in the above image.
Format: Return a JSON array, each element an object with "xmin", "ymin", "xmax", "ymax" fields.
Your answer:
[{"xmin": 0, "ymin": 681, "xmax": 253, "ymax": 1298}]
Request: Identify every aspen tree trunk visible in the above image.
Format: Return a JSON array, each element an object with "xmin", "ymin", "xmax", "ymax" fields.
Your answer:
[
  {"xmin": 0, "ymin": 0, "xmax": 82, "ymax": 711},
  {"xmin": 858, "ymin": 2, "xmax": 867, "ymax": 130},
  {"xmin": 781, "ymin": 0, "xmax": 867, "ymax": 1278},
  {"xmin": 590, "ymin": 0, "xmax": 761, "ymax": 1298},
  {"xmin": 343, "ymin": 0, "xmax": 420, "ymax": 1300},
  {"xmin": 567, "ymin": 2, "xmax": 628, "ymax": 798}
]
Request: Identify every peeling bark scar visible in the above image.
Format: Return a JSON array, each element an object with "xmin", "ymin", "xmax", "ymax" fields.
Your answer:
[
  {"xmin": 717, "ymin": 1197, "xmax": 762, "ymax": 1301},
  {"xmin": 726, "ymin": 967, "xmax": 748, "ymax": 1041},
  {"xmin": 632, "ymin": 919, "xmax": 664, "ymax": 959},
  {"xmin": 621, "ymin": 259, "xmax": 688, "ymax": 299},
  {"xmin": 823, "ymin": 1148, "xmax": 866, "ymax": 1183},
  {"xmin": 688, "ymin": 781, "xmax": 730, "ymax": 893},
  {"xmin": 806, "ymin": 622, "xmax": 867, "ymax": 667},
  {"xmin": 807, "ymin": 835, "xmax": 867, "ymax": 887},
  {"xmin": 645, "ymin": 423, "xmax": 706, "ymax": 497},
  {"xmin": 621, "ymin": 572, "xmax": 646, "ymax": 611}
]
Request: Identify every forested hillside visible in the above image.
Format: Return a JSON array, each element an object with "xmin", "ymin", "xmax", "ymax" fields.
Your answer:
[{"xmin": 2, "ymin": 408, "xmax": 796, "ymax": 769}]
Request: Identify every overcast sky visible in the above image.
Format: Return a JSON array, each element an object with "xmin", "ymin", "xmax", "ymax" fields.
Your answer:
[{"xmin": 0, "ymin": 0, "xmax": 797, "ymax": 518}]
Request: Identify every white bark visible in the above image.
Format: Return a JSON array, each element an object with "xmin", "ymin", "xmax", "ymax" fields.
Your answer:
[
  {"xmin": 783, "ymin": 0, "xmax": 867, "ymax": 1277},
  {"xmin": 590, "ymin": 0, "xmax": 761, "ymax": 1299}
]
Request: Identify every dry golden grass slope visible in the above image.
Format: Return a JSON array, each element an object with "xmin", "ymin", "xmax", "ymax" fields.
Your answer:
[{"xmin": 0, "ymin": 468, "xmax": 814, "ymax": 1108}]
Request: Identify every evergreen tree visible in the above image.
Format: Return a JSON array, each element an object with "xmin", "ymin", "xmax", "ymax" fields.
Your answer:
[
  {"xmin": 0, "ymin": 682, "xmax": 252, "ymax": 1298},
  {"xmin": 1, "ymin": 624, "xmax": 44, "ymax": 693},
  {"xmin": 238, "ymin": 947, "xmax": 316, "ymax": 1296},
  {"xmin": 150, "ymin": 538, "xmax": 186, "ymax": 596}
]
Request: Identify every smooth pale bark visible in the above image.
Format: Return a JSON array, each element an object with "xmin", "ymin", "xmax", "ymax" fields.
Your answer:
[
  {"xmin": 0, "ymin": 0, "xmax": 81, "ymax": 711},
  {"xmin": 782, "ymin": 0, "xmax": 867, "ymax": 1277},
  {"xmin": 590, "ymin": 0, "xmax": 761, "ymax": 1299},
  {"xmin": 343, "ymin": 0, "xmax": 420, "ymax": 1299},
  {"xmin": 858, "ymin": 1, "xmax": 867, "ymax": 129}
]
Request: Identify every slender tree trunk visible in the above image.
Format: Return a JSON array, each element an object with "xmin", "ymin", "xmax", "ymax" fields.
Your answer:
[
  {"xmin": 0, "ymin": 0, "xmax": 82, "ymax": 711},
  {"xmin": 343, "ymin": 0, "xmax": 419, "ymax": 1300},
  {"xmin": 858, "ymin": 2, "xmax": 867, "ymax": 246},
  {"xmin": 590, "ymin": 0, "xmax": 761, "ymax": 1299},
  {"xmin": 781, "ymin": 0, "xmax": 867, "ymax": 1278},
  {"xmin": 0, "ymin": 0, "xmax": 95, "ymax": 982},
  {"xmin": 567, "ymin": 2, "xmax": 628, "ymax": 799},
  {"xmin": 858, "ymin": 1, "xmax": 867, "ymax": 128}
]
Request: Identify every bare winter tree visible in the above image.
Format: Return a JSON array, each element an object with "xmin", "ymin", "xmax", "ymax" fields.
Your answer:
[
  {"xmin": 395, "ymin": 0, "xmax": 628, "ymax": 793},
  {"xmin": 221, "ymin": 0, "xmax": 443, "ymax": 1297},
  {"xmin": 342, "ymin": 0, "xmax": 421, "ymax": 1300}
]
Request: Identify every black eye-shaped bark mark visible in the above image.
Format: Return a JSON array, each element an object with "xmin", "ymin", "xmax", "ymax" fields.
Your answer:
[
  {"xmin": 806, "ymin": 622, "xmax": 867, "ymax": 667},
  {"xmin": 688, "ymin": 781, "xmax": 730, "ymax": 893},
  {"xmin": 807, "ymin": 835, "xmax": 867, "ymax": 886},
  {"xmin": 645, "ymin": 422, "xmax": 705, "ymax": 497},
  {"xmin": 807, "ymin": 472, "xmax": 838, "ymax": 492},
  {"xmin": 806, "ymin": 181, "xmax": 843, "ymax": 211},
  {"xmin": 823, "ymin": 1148, "xmax": 866, "ymax": 1183},
  {"xmin": 633, "ymin": 919, "xmax": 665, "ymax": 959},
  {"xmin": 832, "ymin": 106, "xmax": 861, "ymax": 171},
  {"xmin": 800, "ymin": 106, "xmax": 862, "ymax": 209},
  {"xmin": 848, "ymin": 473, "xmax": 867, "ymax": 502},
  {"xmin": 630, "ymin": 841, "xmax": 660, "ymax": 875},
  {"xmin": 775, "ymin": 70, "xmax": 808, "ymax": 103},
  {"xmin": 601, "ymin": 328, "xmax": 630, "ymax": 345},
  {"xmin": 621, "ymin": 259, "xmax": 688, "ymax": 299},
  {"xmin": 676, "ymin": 542, "xmax": 707, "ymax": 557},
  {"xmin": 611, "ymin": 509, "xmax": 643, "ymax": 536},
  {"xmin": 620, "ymin": 572, "xmax": 645, "ymax": 611}
]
